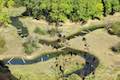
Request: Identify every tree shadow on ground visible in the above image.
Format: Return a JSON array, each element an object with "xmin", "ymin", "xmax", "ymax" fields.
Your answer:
[{"xmin": 10, "ymin": 17, "xmax": 29, "ymax": 38}]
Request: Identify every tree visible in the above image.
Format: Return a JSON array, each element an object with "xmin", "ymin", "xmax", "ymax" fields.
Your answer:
[
  {"xmin": 12, "ymin": 0, "xmax": 120, "ymax": 23},
  {"xmin": 6, "ymin": 0, "xmax": 15, "ymax": 8},
  {"xmin": 0, "ymin": 0, "xmax": 10, "ymax": 26},
  {"xmin": 103, "ymin": 0, "xmax": 120, "ymax": 15},
  {"xmin": 70, "ymin": 0, "xmax": 103, "ymax": 22},
  {"xmin": 0, "ymin": 0, "xmax": 3, "ymax": 11},
  {"xmin": 0, "ymin": 12, "xmax": 10, "ymax": 26}
]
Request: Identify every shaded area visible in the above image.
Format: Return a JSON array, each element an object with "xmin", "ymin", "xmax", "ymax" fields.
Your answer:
[
  {"xmin": 0, "ymin": 60, "xmax": 18, "ymax": 80},
  {"xmin": 10, "ymin": 17, "xmax": 29, "ymax": 38}
]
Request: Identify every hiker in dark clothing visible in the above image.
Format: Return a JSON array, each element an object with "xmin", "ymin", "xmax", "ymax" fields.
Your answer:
[
  {"xmin": 82, "ymin": 37, "xmax": 86, "ymax": 41},
  {"xmin": 81, "ymin": 72, "xmax": 86, "ymax": 80},
  {"xmin": 59, "ymin": 65, "xmax": 64, "ymax": 73},
  {"xmin": 82, "ymin": 77, "xmax": 85, "ymax": 80},
  {"xmin": 58, "ymin": 33, "xmax": 62, "ymax": 38},
  {"xmin": 57, "ymin": 38, "xmax": 61, "ymax": 42},
  {"xmin": 70, "ymin": 51, "xmax": 73, "ymax": 56}
]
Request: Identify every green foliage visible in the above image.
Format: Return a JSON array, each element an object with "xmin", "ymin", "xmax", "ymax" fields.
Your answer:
[
  {"xmin": 48, "ymin": 28, "xmax": 58, "ymax": 36},
  {"xmin": 23, "ymin": 37, "xmax": 38, "ymax": 55},
  {"xmin": 0, "ymin": 0, "xmax": 11, "ymax": 26},
  {"xmin": 116, "ymin": 74, "xmax": 120, "ymax": 80},
  {"xmin": 0, "ymin": 0, "xmax": 3, "ymax": 11},
  {"xmin": 104, "ymin": 0, "xmax": 120, "ymax": 15},
  {"xmin": 67, "ymin": 74, "xmax": 80, "ymax": 80},
  {"xmin": 13, "ymin": 0, "xmax": 120, "ymax": 23},
  {"xmin": 0, "ymin": 35, "xmax": 6, "ymax": 53},
  {"xmin": 34, "ymin": 27, "xmax": 47, "ymax": 35},
  {"xmin": 0, "ymin": 12, "xmax": 11, "ymax": 26},
  {"xmin": 70, "ymin": 0, "xmax": 103, "ymax": 21},
  {"xmin": 109, "ymin": 22, "xmax": 120, "ymax": 36},
  {"xmin": 23, "ymin": 42, "xmax": 34, "ymax": 55},
  {"xmin": 6, "ymin": 0, "xmax": 15, "ymax": 8},
  {"xmin": 0, "ymin": 36, "xmax": 5, "ymax": 48}
]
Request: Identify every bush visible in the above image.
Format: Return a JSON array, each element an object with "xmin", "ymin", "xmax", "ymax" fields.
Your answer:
[
  {"xmin": 23, "ymin": 37, "xmax": 38, "ymax": 55},
  {"xmin": 5, "ymin": 0, "xmax": 15, "ymax": 8},
  {"xmin": 34, "ymin": 27, "xmax": 47, "ymax": 35},
  {"xmin": 0, "ymin": 37, "xmax": 5, "ymax": 48},
  {"xmin": 23, "ymin": 42, "xmax": 34, "ymax": 55},
  {"xmin": 108, "ymin": 22, "xmax": 120, "ymax": 36},
  {"xmin": 0, "ymin": 35, "xmax": 6, "ymax": 52},
  {"xmin": 0, "ymin": 12, "xmax": 11, "ymax": 27},
  {"xmin": 116, "ymin": 74, "xmax": 120, "ymax": 80},
  {"xmin": 47, "ymin": 28, "xmax": 61, "ymax": 36}
]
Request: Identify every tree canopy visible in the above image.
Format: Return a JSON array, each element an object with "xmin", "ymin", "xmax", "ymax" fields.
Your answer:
[
  {"xmin": 9, "ymin": 0, "xmax": 120, "ymax": 23},
  {"xmin": 0, "ymin": 0, "xmax": 14, "ymax": 26}
]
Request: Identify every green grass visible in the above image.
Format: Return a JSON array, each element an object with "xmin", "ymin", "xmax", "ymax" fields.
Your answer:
[{"xmin": 34, "ymin": 27, "xmax": 47, "ymax": 35}]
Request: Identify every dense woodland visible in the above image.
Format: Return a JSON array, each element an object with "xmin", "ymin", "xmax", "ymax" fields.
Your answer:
[
  {"xmin": 15, "ymin": 0, "xmax": 120, "ymax": 22},
  {"xmin": 0, "ymin": 0, "xmax": 120, "ymax": 25}
]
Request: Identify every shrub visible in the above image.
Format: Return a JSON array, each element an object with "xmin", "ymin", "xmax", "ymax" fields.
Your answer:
[
  {"xmin": 0, "ymin": 12, "xmax": 11, "ymax": 27},
  {"xmin": 23, "ymin": 37, "xmax": 38, "ymax": 55},
  {"xmin": 47, "ymin": 28, "xmax": 60, "ymax": 36},
  {"xmin": 5, "ymin": 0, "xmax": 15, "ymax": 8},
  {"xmin": 23, "ymin": 42, "xmax": 34, "ymax": 55},
  {"xmin": 34, "ymin": 27, "xmax": 47, "ymax": 35},
  {"xmin": 116, "ymin": 74, "xmax": 120, "ymax": 80},
  {"xmin": 0, "ymin": 35, "xmax": 6, "ymax": 53},
  {"xmin": 108, "ymin": 22, "xmax": 120, "ymax": 36},
  {"xmin": 0, "ymin": 36, "xmax": 5, "ymax": 48}
]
